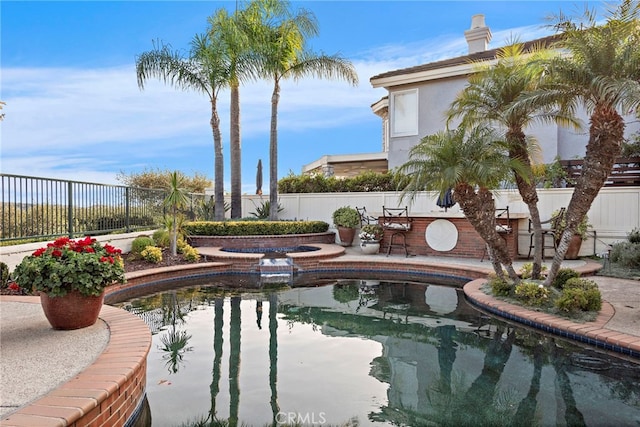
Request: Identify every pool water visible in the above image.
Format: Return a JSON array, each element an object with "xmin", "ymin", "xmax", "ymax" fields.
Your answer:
[{"xmin": 118, "ymin": 279, "xmax": 640, "ymax": 427}]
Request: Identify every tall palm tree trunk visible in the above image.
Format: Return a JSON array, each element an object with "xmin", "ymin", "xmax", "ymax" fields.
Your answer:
[
  {"xmin": 508, "ymin": 130, "xmax": 544, "ymax": 278},
  {"xmin": 455, "ymin": 184, "xmax": 520, "ymax": 281},
  {"xmin": 269, "ymin": 79, "xmax": 280, "ymax": 221},
  {"xmin": 211, "ymin": 101, "xmax": 225, "ymax": 221},
  {"xmin": 545, "ymin": 106, "xmax": 625, "ymax": 286},
  {"xmin": 230, "ymin": 85, "xmax": 242, "ymax": 219}
]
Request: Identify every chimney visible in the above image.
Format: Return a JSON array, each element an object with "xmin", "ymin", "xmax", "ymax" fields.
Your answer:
[{"xmin": 464, "ymin": 14, "xmax": 492, "ymax": 54}]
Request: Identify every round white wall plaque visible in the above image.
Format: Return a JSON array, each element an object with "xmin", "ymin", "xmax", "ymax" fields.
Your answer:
[{"xmin": 425, "ymin": 219, "xmax": 458, "ymax": 252}]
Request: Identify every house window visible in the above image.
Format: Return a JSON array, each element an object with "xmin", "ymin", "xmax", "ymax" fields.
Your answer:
[{"xmin": 391, "ymin": 89, "xmax": 418, "ymax": 137}]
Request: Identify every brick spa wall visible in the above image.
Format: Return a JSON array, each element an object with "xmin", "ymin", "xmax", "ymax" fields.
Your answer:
[{"xmin": 188, "ymin": 232, "xmax": 336, "ymax": 249}]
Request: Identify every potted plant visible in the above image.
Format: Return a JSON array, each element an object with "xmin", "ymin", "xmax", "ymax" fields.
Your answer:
[
  {"xmin": 12, "ymin": 236, "xmax": 126, "ymax": 330},
  {"xmin": 553, "ymin": 210, "xmax": 591, "ymax": 260},
  {"xmin": 359, "ymin": 224, "xmax": 384, "ymax": 254},
  {"xmin": 332, "ymin": 206, "xmax": 360, "ymax": 247}
]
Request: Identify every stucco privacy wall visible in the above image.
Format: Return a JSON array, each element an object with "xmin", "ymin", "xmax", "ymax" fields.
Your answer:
[
  {"xmin": 2, "ymin": 187, "xmax": 638, "ymax": 268},
  {"xmin": 244, "ymin": 187, "xmax": 640, "ymax": 257}
]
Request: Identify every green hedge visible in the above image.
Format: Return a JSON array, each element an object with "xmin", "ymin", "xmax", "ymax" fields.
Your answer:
[
  {"xmin": 278, "ymin": 170, "xmax": 410, "ymax": 193},
  {"xmin": 184, "ymin": 220, "xmax": 329, "ymax": 236}
]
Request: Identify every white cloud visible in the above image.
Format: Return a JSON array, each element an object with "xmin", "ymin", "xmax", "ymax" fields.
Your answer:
[{"xmin": 0, "ymin": 22, "xmax": 555, "ymax": 185}]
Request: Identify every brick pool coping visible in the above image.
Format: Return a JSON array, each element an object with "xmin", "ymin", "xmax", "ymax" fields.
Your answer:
[
  {"xmin": 3, "ymin": 244, "xmax": 637, "ymax": 426},
  {"xmin": 0, "ymin": 297, "xmax": 150, "ymax": 427},
  {"xmin": 463, "ymin": 279, "xmax": 640, "ymax": 359}
]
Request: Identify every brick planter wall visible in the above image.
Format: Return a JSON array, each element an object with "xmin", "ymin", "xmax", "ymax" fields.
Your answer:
[{"xmin": 188, "ymin": 232, "xmax": 336, "ymax": 249}]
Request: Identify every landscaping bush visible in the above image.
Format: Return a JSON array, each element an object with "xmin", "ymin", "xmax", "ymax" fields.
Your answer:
[
  {"xmin": 181, "ymin": 244, "xmax": 200, "ymax": 262},
  {"xmin": 176, "ymin": 237, "xmax": 188, "ymax": 253},
  {"xmin": 140, "ymin": 246, "xmax": 163, "ymax": 264},
  {"xmin": 184, "ymin": 220, "xmax": 329, "ymax": 236},
  {"xmin": 555, "ymin": 288, "xmax": 589, "ymax": 313},
  {"xmin": 558, "ymin": 277, "xmax": 602, "ymax": 312},
  {"xmin": 489, "ymin": 276, "xmax": 512, "ymax": 297},
  {"xmin": 249, "ymin": 200, "xmax": 284, "ymax": 219},
  {"xmin": 514, "ymin": 282, "xmax": 551, "ymax": 307},
  {"xmin": 519, "ymin": 262, "xmax": 547, "ymax": 280},
  {"xmin": 628, "ymin": 227, "xmax": 640, "ymax": 244},
  {"xmin": 153, "ymin": 229, "xmax": 171, "ymax": 248},
  {"xmin": 277, "ymin": 170, "xmax": 410, "ymax": 193},
  {"xmin": 609, "ymin": 241, "xmax": 640, "ymax": 268},
  {"xmin": 0, "ymin": 262, "xmax": 9, "ymax": 289},
  {"xmin": 131, "ymin": 236, "xmax": 156, "ymax": 256},
  {"xmin": 551, "ymin": 268, "xmax": 580, "ymax": 289}
]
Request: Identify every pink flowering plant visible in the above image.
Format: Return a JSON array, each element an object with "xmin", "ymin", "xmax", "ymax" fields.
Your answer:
[{"xmin": 12, "ymin": 236, "xmax": 126, "ymax": 297}]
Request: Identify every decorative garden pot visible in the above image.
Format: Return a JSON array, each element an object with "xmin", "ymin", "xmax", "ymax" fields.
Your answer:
[
  {"xmin": 564, "ymin": 234, "xmax": 583, "ymax": 260},
  {"xmin": 337, "ymin": 226, "xmax": 356, "ymax": 247},
  {"xmin": 360, "ymin": 241, "xmax": 381, "ymax": 255},
  {"xmin": 40, "ymin": 290, "xmax": 105, "ymax": 330}
]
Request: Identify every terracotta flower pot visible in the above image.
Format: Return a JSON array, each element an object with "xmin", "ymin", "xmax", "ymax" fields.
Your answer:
[
  {"xmin": 337, "ymin": 226, "xmax": 356, "ymax": 247},
  {"xmin": 40, "ymin": 290, "xmax": 105, "ymax": 330},
  {"xmin": 564, "ymin": 234, "xmax": 583, "ymax": 260}
]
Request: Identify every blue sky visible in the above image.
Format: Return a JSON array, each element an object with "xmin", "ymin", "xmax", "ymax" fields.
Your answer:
[{"xmin": 1, "ymin": 1, "xmax": 602, "ymax": 192}]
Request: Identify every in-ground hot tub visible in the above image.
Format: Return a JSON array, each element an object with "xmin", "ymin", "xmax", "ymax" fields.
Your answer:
[{"xmin": 220, "ymin": 245, "xmax": 320, "ymax": 254}]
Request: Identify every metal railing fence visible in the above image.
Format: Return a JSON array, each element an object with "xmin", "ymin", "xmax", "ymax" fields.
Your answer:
[{"xmin": 1, "ymin": 174, "xmax": 209, "ymax": 242}]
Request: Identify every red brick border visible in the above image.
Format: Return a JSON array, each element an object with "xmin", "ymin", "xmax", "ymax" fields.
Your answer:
[{"xmin": 0, "ymin": 300, "xmax": 150, "ymax": 427}]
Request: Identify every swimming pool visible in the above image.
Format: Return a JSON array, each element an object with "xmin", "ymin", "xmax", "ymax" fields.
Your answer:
[{"xmin": 117, "ymin": 278, "xmax": 640, "ymax": 426}]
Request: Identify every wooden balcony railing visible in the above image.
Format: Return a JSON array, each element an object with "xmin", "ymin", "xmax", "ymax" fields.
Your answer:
[{"xmin": 560, "ymin": 157, "xmax": 640, "ymax": 187}]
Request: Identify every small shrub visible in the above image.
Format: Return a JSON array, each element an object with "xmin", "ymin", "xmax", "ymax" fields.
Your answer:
[
  {"xmin": 609, "ymin": 241, "xmax": 640, "ymax": 268},
  {"xmin": 489, "ymin": 276, "xmax": 512, "ymax": 297},
  {"xmin": 628, "ymin": 228, "xmax": 640, "ymax": 244},
  {"xmin": 153, "ymin": 229, "xmax": 171, "ymax": 248},
  {"xmin": 141, "ymin": 246, "xmax": 163, "ymax": 264},
  {"xmin": 176, "ymin": 237, "xmax": 188, "ymax": 254},
  {"xmin": 520, "ymin": 262, "xmax": 547, "ymax": 280},
  {"xmin": 131, "ymin": 236, "xmax": 156, "ymax": 256},
  {"xmin": 249, "ymin": 200, "xmax": 284, "ymax": 219},
  {"xmin": 181, "ymin": 245, "xmax": 200, "ymax": 262},
  {"xmin": 0, "ymin": 262, "xmax": 9, "ymax": 289},
  {"xmin": 514, "ymin": 281, "xmax": 550, "ymax": 307},
  {"xmin": 332, "ymin": 206, "xmax": 360, "ymax": 228},
  {"xmin": 555, "ymin": 288, "xmax": 589, "ymax": 313},
  {"xmin": 551, "ymin": 268, "xmax": 580, "ymax": 289},
  {"xmin": 560, "ymin": 278, "xmax": 602, "ymax": 312}
]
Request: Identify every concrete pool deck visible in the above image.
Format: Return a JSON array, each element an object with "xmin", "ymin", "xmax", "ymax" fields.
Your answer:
[{"xmin": 1, "ymin": 246, "xmax": 639, "ymax": 426}]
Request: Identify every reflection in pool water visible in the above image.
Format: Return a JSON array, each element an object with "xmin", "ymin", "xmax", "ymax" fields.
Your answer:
[{"xmin": 117, "ymin": 280, "xmax": 640, "ymax": 426}]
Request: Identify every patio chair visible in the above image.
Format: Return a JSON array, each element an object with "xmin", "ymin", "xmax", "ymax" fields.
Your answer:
[
  {"xmin": 382, "ymin": 206, "xmax": 412, "ymax": 257},
  {"xmin": 527, "ymin": 207, "xmax": 565, "ymax": 259},
  {"xmin": 356, "ymin": 206, "xmax": 378, "ymax": 227}
]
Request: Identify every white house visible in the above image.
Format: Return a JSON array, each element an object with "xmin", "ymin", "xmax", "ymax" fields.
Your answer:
[{"xmin": 304, "ymin": 14, "xmax": 639, "ymax": 177}]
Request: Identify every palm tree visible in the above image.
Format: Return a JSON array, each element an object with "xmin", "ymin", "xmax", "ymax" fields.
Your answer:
[
  {"xmin": 246, "ymin": 0, "xmax": 359, "ymax": 220},
  {"xmin": 520, "ymin": 0, "xmax": 640, "ymax": 286},
  {"xmin": 208, "ymin": 6, "xmax": 258, "ymax": 219},
  {"xmin": 398, "ymin": 126, "xmax": 525, "ymax": 281},
  {"xmin": 164, "ymin": 171, "xmax": 189, "ymax": 256},
  {"xmin": 448, "ymin": 42, "xmax": 579, "ymax": 280},
  {"xmin": 136, "ymin": 34, "xmax": 230, "ymax": 221}
]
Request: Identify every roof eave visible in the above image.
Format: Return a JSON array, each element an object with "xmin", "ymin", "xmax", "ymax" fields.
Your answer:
[{"xmin": 370, "ymin": 58, "xmax": 498, "ymax": 89}]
